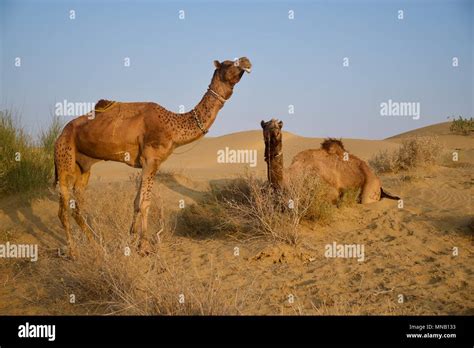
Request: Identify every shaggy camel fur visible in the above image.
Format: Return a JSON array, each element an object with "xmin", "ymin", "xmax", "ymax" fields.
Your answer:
[
  {"xmin": 261, "ymin": 118, "xmax": 399, "ymax": 204},
  {"xmin": 54, "ymin": 57, "xmax": 252, "ymax": 257}
]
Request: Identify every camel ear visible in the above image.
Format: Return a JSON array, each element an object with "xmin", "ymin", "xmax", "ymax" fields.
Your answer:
[
  {"xmin": 261, "ymin": 120, "xmax": 266, "ymax": 129},
  {"xmin": 214, "ymin": 60, "xmax": 221, "ymax": 69},
  {"xmin": 278, "ymin": 121, "xmax": 283, "ymax": 129}
]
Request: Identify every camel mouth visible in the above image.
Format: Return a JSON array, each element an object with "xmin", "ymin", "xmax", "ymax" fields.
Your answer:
[{"xmin": 235, "ymin": 57, "xmax": 252, "ymax": 73}]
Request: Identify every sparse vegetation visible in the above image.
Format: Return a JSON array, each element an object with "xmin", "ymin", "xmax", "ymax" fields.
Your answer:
[
  {"xmin": 29, "ymin": 184, "xmax": 240, "ymax": 315},
  {"xmin": 178, "ymin": 198, "xmax": 239, "ymax": 237},
  {"xmin": 37, "ymin": 237, "xmax": 237, "ymax": 315},
  {"xmin": 0, "ymin": 110, "xmax": 62, "ymax": 195},
  {"xmin": 179, "ymin": 172, "xmax": 340, "ymax": 243},
  {"xmin": 368, "ymin": 150, "xmax": 397, "ymax": 174},
  {"xmin": 449, "ymin": 116, "xmax": 473, "ymax": 135},
  {"xmin": 369, "ymin": 136, "xmax": 443, "ymax": 173},
  {"xmin": 2, "ymin": 111, "xmax": 469, "ymax": 316},
  {"xmin": 219, "ymin": 172, "xmax": 333, "ymax": 244},
  {"xmin": 2, "ymin": 133, "xmax": 472, "ymax": 316},
  {"xmin": 40, "ymin": 116, "xmax": 63, "ymax": 162}
]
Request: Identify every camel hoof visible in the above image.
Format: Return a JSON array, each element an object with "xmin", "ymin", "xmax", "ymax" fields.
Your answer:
[
  {"xmin": 138, "ymin": 240, "xmax": 152, "ymax": 256},
  {"xmin": 68, "ymin": 247, "xmax": 78, "ymax": 260},
  {"xmin": 57, "ymin": 246, "xmax": 78, "ymax": 260}
]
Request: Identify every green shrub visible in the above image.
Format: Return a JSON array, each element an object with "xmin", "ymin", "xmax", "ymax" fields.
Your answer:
[
  {"xmin": 40, "ymin": 116, "xmax": 63, "ymax": 156},
  {"xmin": 449, "ymin": 116, "xmax": 473, "ymax": 135},
  {"xmin": 0, "ymin": 110, "xmax": 62, "ymax": 195}
]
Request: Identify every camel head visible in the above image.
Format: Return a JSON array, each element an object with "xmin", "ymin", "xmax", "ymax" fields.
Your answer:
[
  {"xmin": 213, "ymin": 57, "xmax": 252, "ymax": 88},
  {"xmin": 261, "ymin": 118, "xmax": 283, "ymax": 160}
]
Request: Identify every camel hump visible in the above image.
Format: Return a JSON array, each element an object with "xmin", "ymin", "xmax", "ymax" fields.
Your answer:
[
  {"xmin": 94, "ymin": 99, "xmax": 116, "ymax": 113},
  {"xmin": 321, "ymin": 138, "xmax": 346, "ymax": 155}
]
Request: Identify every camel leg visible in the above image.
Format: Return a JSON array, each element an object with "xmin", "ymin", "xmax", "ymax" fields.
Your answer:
[
  {"xmin": 328, "ymin": 187, "xmax": 340, "ymax": 204},
  {"xmin": 58, "ymin": 174, "xmax": 77, "ymax": 258},
  {"xmin": 130, "ymin": 187, "xmax": 141, "ymax": 236},
  {"xmin": 130, "ymin": 157, "xmax": 160, "ymax": 254},
  {"xmin": 72, "ymin": 164, "xmax": 96, "ymax": 243},
  {"xmin": 55, "ymin": 128, "xmax": 78, "ymax": 258},
  {"xmin": 360, "ymin": 167, "xmax": 382, "ymax": 204},
  {"xmin": 360, "ymin": 183, "xmax": 380, "ymax": 204}
]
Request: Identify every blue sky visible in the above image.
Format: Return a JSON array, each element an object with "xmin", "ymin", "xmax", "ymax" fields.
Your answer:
[{"xmin": 1, "ymin": 0, "xmax": 472, "ymax": 139}]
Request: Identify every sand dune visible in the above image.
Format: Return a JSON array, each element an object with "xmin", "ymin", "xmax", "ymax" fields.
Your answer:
[
  {"xmin": 0, "ymin": 122, "xmax": 472, "ymax": 315},
  {"xmin": 92, "ymin": 130, "xmax": 402, "ymax": 181},
  {"xmin": 93, "ymin": 121, "xmax": 472, "ymax": 182},
  {"xmin": 388, "ymin": 122, "xmax": 474, "ymax": 159}
]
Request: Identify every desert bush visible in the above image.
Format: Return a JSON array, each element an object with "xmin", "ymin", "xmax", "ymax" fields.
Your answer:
[
  {"xmin": 40, "ymin": 116, "xmax": 63, "ymax": 156},
  {"xmin": 369, "ymin": 136, "xmax": 442, "ymax": 173},
  {"xmin": 178, "ymin": 198, "xmax": 239, "ymax": 237},
  {"xmin": 221, "ymin": 172, "xmax": 331, "ymax": 244},
  {"xmin": 449, "ymin": 116, "xmax": 473, "ymax": 135},
  {"xmin": 369, "ymin": 150, "xmax": 398, "ymax": 173},
  {"xmin": 0, "ymin": 111, "xmax": 62, "ymax": 194},
  {"xmin": 83, "ymin": 181, "xmax": 173, "ymax": 244},
  {"xmin": 37, "ymin": 235, "xmax": 237, "ymax": 315},
  {"xmin": 396, "ymin": 136, "xmax": 443, "ymax": 170},
  {"xmin": 178, "ymin": 172, "xmax": 335, "ymax": 243},
  {"xmin": 34, "ymin": 181, "xmax": 236, "ymax": 315},
  {"xmin": 0, "ymin": 111, "xmax": 61, "ymax": 195},
  {"xmin": 177, "ymin": 178, "xmax": 253, "ymax": 238}
]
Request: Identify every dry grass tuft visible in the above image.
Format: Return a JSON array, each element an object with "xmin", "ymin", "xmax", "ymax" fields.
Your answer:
[
  {"xmin": 219, "ymin": 172, "xmax": 333, "ymax": 244},
  {"xmin": 27, "ymin": 180, "xmax": 243, "ymax": 315},
  {"xmin": 369, "ymin": 136, "xmax": 443, "ymax": 173},
  {"xmin": 35, "ymin": 206, "xmax": 237, "ymax": 316},
  {"xmin": 178, "ymin": 198, "xmax": 239, "ymax": 237},
  {"xmin": 37, "ymin": 242, "xmax": 236, "ymax": 315},
  {"xmin": 177, "ymin": 171, "xmax": 337, "ymax": 244}
]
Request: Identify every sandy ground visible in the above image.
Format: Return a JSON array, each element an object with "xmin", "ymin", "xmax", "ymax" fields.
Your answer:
[{"xmin": 0, "ymin": 122, "xmax": 472, "ymax": 314}]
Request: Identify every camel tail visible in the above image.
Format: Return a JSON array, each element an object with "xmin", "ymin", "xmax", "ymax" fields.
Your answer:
[
  {"xmin": 380, "ymin": 187, "xmax": 400, "ymax": 200},
  {"xmin": 53, "ymin": 156, "xmax": 58, "ymax": 187}
]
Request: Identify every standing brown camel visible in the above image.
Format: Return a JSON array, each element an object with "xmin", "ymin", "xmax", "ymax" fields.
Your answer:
[
  {"xmin": 54, "ymin": 57, "xmax": 252, "ymax": 257},
  {"xmin": 261, "ymin": 118, "xmax": 399, "ymax": 204}
]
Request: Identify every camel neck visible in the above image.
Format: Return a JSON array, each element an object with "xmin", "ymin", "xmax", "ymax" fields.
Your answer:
[
  {"xmin": 264, "ymin": 136, "xmax": 284, "ymax": 190},
  {"xmin": 172, "ymin": 79, "xmax": 233, "ymax": 146},
  {"xmin": 267, "ymin": 153, "xmax": 284, "ymax": 190}
]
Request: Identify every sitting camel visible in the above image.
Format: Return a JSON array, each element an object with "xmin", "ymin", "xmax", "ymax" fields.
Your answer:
[
  {"xmin": 261, "ymin": 118, "xmax": 399, "ymax": 203},
  {"xmin": 54, "ymin": 57, "xmax": 252, "ymax": 257}
]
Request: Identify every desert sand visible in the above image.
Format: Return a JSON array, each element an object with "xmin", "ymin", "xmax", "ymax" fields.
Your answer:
[{"xmin": 0, "ymin": 122, "xmax": 472, "ymax": 314}]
